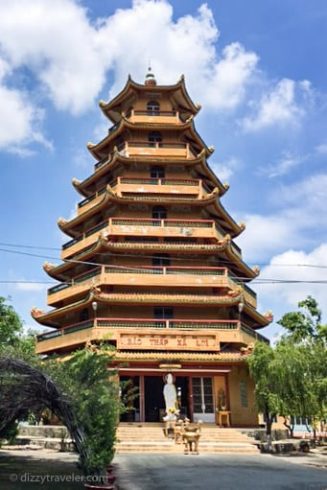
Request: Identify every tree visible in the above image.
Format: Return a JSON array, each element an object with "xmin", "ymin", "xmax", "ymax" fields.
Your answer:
[
  {"xmin": 46, "ymin": 344, "xmax": 120, "ymax": 478},
  {"xmin": 278, "ymin": 296, "xmax": 327, "ymax": 436},
  {"xmin": 0, "ymin": 296, "xmax": 23, "ymax": 347},
  {"xmin": 278, "ymin": 295, "xmax": 326, "ymax": 342},
  {"xmin": 247, "ymin": 342, "xmax": 280, "ymax": 444}
]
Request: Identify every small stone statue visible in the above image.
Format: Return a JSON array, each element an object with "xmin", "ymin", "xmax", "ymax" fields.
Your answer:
[{"xmin": 163, "ymin": 373, "xmax": 179, "ymax": 421}]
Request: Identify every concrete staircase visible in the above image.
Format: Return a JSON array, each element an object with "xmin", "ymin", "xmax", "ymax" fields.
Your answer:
[{"xmin": 116, "ymin": 423, "xmax": 259, "ymax": 454}]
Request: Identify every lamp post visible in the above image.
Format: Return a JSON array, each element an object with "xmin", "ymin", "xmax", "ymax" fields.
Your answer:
[{"xmin": 92, "ymin": 301, "xmax": 98, "ymax": 327}]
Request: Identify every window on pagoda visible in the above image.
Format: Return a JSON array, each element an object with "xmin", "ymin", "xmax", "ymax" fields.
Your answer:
[
  {"xmin": 152, "ymin": 254, "xmax": 171, "ymax": 267},
  {"xmin": 147, "ymin": 100, "xmax": 160, "ymax": 115},
  {"xmin": 154, "ymin": 307, "xmax": 174, "ymax": 319},
  {"xmin": 152, "ymin": 205, "xmax": 167, "ymax": 220},
  {"xmin": 150, "ymin": 166, "xmax": 165, "ymax": 179},
  {"xmin": 148, "ymin": 131, "xmax": 162, "ymax": 147}
]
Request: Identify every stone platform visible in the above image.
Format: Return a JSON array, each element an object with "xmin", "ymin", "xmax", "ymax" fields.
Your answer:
[
  {"xmin": 116, "ymin": 423, "xmax": 259, "ymax": 454},
  {"xmin": 15, "ymin": 423, "xmax": 259, "ymax": 454}
]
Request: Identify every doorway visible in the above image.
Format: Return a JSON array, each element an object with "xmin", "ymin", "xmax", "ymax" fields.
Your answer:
[
  {"xmin": 192, "ymin": 377, "xmax": 215, "ymax": 423},
  {"xmin": 175, "ymin": 376, "xmax": 189, "ymax": 419},
  {"xmin": 144, "ymin": 376, "xmax": 164, "ymax": 422}
]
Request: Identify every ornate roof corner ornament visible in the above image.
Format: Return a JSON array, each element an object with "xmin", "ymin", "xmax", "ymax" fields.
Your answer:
[
  {"xmin": 31, "ymin": 307, "xmax": 44, "ymax": 319},
  {"xmin": 87, "ymin": 142, "xmax": 95, "ymax": 149},
  {"xmin": 263, "ymin": 310, "xmax": 274, "ymax": 323},
  {"xmin": 72, "ymin": 177, "xmax": 81, "ymax": 185},
  {"xmin": 221, "ymin": 233, "xmax": 231, "ymax": 245},
  {"xmin": 228, "ymin": 286, "xmax": 242, "ymax": 297},
  {"xmin": 179, "ymin": 74, "xmax": 185, "ymax": 82},
  {"xmin": 240, "ymin": 343, "xmax": 255, "ymax": 356},
  {"xmin": 185, "ymin": 115, "xmax": 194, "ymax": 123},
  {"xmin": 223, "ymin": 183, "xmax": 230, "ymax": 191},
  {"xmin": 195, "ymin": 103, "xmax": 202, "ymax": 110},
  {"xmin": 239, "ymin": 222, "xmax": 246, "ymax": 231},
  {"xmin": 98, "ymin": 99, "xmax": 107, "ymax": 108},
  {"xmin": 252, "ymin": 265, "xmax": 260, "ymax": 276},
  {"xmin": 99, "ymin": 231, "xmax": 109, "ymax": 243},
  {"xmin": 197, "ymin": 148, "xmax": 206, "ymax": 158},
  {"xmin": 43, "ymin": 262, "xmax": 56, "ymax": 272},
  {"xmin": 57, "ymin": 217, "xmax": 67, "ymax": 227},
  {"xmin": 208, "ymin": 145, "xmax": 215, "ymax": 154}
]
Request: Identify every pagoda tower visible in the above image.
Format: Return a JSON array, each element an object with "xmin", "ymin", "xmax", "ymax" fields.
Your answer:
[{"xmin": 33, "ymin": 70, "xmax": 272, "ymax": 426}]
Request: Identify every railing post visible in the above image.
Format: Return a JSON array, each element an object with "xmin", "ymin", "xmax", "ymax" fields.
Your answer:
[
  {"xmin": 186, "ymin": 143, "xmax": 190, "ymax": 159},
  {"xmin": 166, "ymin": 320, "xmax": 169, "ymax": 329},
  {"xmin": 161, "ymin": 219, "xmax": 165, "ymax": 228},
  {"xmin": 117, "ymin": 176, "xmax": 122, "ymax": 197},
  {"xmin": 198, "ymin": 179, "xmax": 203, "ymax": 199}
]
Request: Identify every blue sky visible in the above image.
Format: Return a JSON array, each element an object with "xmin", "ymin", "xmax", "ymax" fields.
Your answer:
[{"xmin": 0, "ymin": 0, "xmax": 326, "ymax": 340}]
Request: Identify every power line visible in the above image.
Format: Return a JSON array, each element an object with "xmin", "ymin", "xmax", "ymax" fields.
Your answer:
[
  {"xmin": 1, "ymin": 243, "xmax": 327, "ymax": 270},
  {"xmin": 0, "ymin": 247, "xmax": 326, "ymax": 285}
]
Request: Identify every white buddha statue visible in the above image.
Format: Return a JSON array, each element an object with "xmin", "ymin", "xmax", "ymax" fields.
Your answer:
[{"xmin": 163, "ymin": 373, "xmax": 179, "ymax": 421}]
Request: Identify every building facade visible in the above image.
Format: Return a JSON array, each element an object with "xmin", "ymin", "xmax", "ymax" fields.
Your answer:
[{"xmin": 33, "ymin": 70, "xmax": 272, "ymax": 426}]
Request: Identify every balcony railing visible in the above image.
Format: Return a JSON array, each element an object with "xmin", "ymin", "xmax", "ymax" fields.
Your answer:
[
  {"xmin": 119, "ymin": 177, "xmax": 199, "ymax": 186},
  {"xmin": 76, "ymin": 178, "xmax": 202, "ymax": 212},
  {"xmin": 110, "ymin": 217, "xmax": 214, "ymax": 228},
  {"xmin": 78, "ymin": 187, "xmax": 106, "ymax": 208},
  {"xmin": 116, "ymin": 141, "xmax": 195, "ymax": 159},
  {"xmin": 61, "ymin": 218, "xmax": 243, "ymax": 260},
  {"xmin": 37, "ymin": 318, "xmax": 269, "ymax": 344},
  {"xmin": 47, "ymin": 265, "xmax": 230, "ymax": 296},
  {"xmin": 129, "ymin": 110, "xmax": 177, "ymax": 117},
  {"xmin": 47, "ymin": 264, "xmax": 256, "ymax": 309}
]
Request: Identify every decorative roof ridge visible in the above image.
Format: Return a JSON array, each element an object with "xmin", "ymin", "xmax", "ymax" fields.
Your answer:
[
  {"xmin": 242, "ymin": 303, "xmax": 273, "ymax": 328},
  {"xmin": 114, "ymin": 351, "xmax": 245, "ymax": 361},
  {"xmin": 99, "ymin": 75, "xmax": 199, "ymax": 119},
  {"xmin": 74, "ymin": 150, "xmax": 215, "ymax": 197},
  {"xmin": 32, "ymin": 288, "xmax": 243, "ymax": 325}
]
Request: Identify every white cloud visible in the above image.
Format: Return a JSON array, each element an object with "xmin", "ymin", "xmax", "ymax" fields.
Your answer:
[
  {"xmin": 257, "ymin": 244, "xmax": 327, "ymax": 316},
  {"xmin": 211, "ymin": 157, "xmax": 240, "ymax": 182},
  {"xmin": 0, "ymin": 65, "xmax": 48, "ymax": 151},
  {"xmin": 259, "ymin": 150, "xmax": 306, "ymax": 178},
  {"xmin": 14, "ymin": 281, "xmax": 46, "ymax": 292},
  {"xmin": 237, "ymin": 173, "xmax": 327, "ymax": 262},
  {"xmin": 315, "ymin": 143, "xmax": 327, "ymax": 155},
  {"xmin": 0, "ymin": 0, "xmax": 258, "ymax": 120},
  {"xmin": 241, "ymin": 78, "xmax": 312, "ymax": 132}
]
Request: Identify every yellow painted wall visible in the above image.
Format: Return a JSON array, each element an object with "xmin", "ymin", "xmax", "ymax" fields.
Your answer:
[{"xmin": 228, "ymin": 365, "xmax": 258, "ymax": 426}]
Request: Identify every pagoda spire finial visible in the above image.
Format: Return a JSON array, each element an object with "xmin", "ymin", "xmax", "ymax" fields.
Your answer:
[{"xmin": 145, "ymin": 64, "xmax": 157, "ymax": 86}]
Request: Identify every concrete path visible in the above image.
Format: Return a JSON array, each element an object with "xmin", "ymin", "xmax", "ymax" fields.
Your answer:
[
  {"xmin": 115, "ymin": 453, "xmax": 327, "ymax": 490},
  {"xmin": 1, "ymin": 448, "xmax": 326, "ymax": 490}
]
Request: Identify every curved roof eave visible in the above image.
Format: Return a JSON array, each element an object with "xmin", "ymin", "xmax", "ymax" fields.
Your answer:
[{"xmin": 99, "ymin": 75, "xmax": 200, "ymax": 120}]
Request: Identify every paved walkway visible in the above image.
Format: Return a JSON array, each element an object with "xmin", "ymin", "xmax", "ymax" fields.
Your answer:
[
  {"xmin": 115, "ymin": 453, "xmax": 327, "ymax": 490},
  {"xmin": 1, "ymin": 449, "xmax": 326, "ymax": 490}
]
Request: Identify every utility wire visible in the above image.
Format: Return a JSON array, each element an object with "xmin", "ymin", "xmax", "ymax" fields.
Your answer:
[
  {"xmin": 1, "ymin": 243, "xmax": 327, "ymax": 270},
  {"xmin": 0, "ymin": 247, "xmax": 326, "ymax": 285}
]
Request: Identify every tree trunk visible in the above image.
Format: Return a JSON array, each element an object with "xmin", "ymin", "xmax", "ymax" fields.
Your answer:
[
  {"xmin": 283, "ymin": 417, "xmax": 294, "ymax": 438},
  {"xmin": 264, "ymin": 408, "xmax": 273, "ymax": 452}
]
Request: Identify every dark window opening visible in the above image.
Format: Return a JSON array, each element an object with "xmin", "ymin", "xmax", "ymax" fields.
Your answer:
[
  {"xmin": 148, "ymin": 131, "xmax": 162, "ymax": 146},
  {"xmin": 154, "ymin": 307, "xmax": 174, "ymax": 319},
  {"xmin": 152, "ymin": 206, "xmax": 167, "ymax": 220},
  {"xmin": 152, "ymin": 254, "xmax": 171, "ymax": 266},
  {"xmin": 147, "ymin": 100, "xmax": 160, "ymax": 115},
  {"xmin": 150, "ymin": 166, "xmax": 165, "ymax": 179}
]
